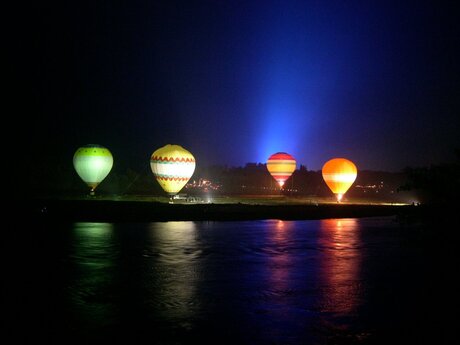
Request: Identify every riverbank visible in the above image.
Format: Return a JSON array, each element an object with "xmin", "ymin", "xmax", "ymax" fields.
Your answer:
[{"xmin": 21, "ymin": 196, "xmax": 420, "ymax": 222}]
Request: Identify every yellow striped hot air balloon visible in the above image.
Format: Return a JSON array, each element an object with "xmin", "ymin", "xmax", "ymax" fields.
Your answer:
[
  {"xmin": 266, "ymin": 152, "xmax": 297, "ymax": 188},
  {"xmin": 150, "ymin": 144, "xmax": 196, "ymax": 196},
  {"xmin": 73, "ymin": 144, "xmax": 113, "ymax": 195},
  {"xmin": 322, "ymin": 158, "xmax": 357, "ymax": 202}
]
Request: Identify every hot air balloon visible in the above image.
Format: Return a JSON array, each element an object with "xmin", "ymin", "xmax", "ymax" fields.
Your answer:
[
  {"xmin": 73, "ymin": 144, "xmax": 113, "ymax": 195},
  {"xmin": 150, "ymin": 144, "xmax": 196, "ymax": 197},
  {"xmin": 266, "ymin": 152, "xmax": 297, "ymax": 188},
  {"xmin": 322, "ymin": 158, "xmax": 357, "ymax": 202}
]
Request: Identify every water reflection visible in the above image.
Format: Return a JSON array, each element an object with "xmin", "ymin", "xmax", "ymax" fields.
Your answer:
[
  {"xmin": 145, "ymin": 222, "xmax": 201, "ymax": 326},
  {"xmin": 68, "ymin": 222, "xmax": 118, "ymax": 328},
  {"xmin": 249, "ymin": 219, "xmax": 314, "ymax": 344},
  {"xmin": 318, "ymin": 218, "xmax": 362, "ymax": 316},
  {"xmin": 267, "ymin": 220, "xmax": 294, "ymax": 293},
  {"xmin": 18, "ymin": 217, "xmax": 438, "ymax": 344}
]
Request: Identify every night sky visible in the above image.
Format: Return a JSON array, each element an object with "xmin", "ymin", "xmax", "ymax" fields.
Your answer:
[{"xmin": 16, "ymin": 0, "xmax": 459, "ymax": 174}]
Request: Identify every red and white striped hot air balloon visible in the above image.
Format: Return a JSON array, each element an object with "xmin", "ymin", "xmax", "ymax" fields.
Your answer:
[
  {"xmin": 150, "ymin": 144, "xmax": 196, "ymax": 196},
  {"xmin": 266, "ymin": 152, "xmax": 297, "ymax": 188}
]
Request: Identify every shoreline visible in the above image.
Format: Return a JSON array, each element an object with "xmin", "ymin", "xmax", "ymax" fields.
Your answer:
[{"xmin": 22, "ymin": 197, "xmax": 419, "ymax": 222}]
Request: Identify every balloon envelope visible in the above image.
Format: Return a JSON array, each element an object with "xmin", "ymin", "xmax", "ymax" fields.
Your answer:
[
  {"xmin": 322, "ymin": 158, "xmax": 357, "ymax": 201},
  {"xmin": 266, "ymin": 152, "xmax": 297, "ymax": 188},
  {"xmin": 150, "ymin": 144, "xmax": 196, "ymax": 195},
  {"xmin": 73, "ymin": 144, "xmax": 113, "ymax": 192}
]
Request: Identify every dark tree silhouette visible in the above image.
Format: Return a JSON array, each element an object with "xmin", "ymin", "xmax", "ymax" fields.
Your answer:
[{"xmin": 399, "ymin": 149, "xmax": 460, "ymax": 204}]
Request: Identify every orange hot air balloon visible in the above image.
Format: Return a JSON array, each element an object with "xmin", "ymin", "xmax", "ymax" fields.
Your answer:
[
  {"xmin": 322, "ymin": 158, "xmax": 357, "ymax": 202},
  {"xmin": 266, "ymin": 152, "xmax": 297, "ymax": 188}
]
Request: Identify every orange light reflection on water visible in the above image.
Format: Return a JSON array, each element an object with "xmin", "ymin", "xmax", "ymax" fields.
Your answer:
[{"xmin": 318, "ymin": 218, "xmax": 362, "ymax": 315}]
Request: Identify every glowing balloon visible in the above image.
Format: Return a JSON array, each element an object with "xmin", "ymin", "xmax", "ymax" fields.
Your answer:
[
  {"xmin": 266, "ymin": 152, "xmax": 297, "ymax": 188},
  {"xmin": 150, "ymin": 144, "xmax": 196, "ymax": 196},
  {"xmin": 322, "ymin": 158, "xmax": 357, "ymax": 202},
  {"xmin": 73, "ymin": 144, "xmax": 113, "ymax": 194}
]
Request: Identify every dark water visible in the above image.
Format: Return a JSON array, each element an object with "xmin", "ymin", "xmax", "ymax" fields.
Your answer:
[{"xmin": 5, "ymin": 217, "xmax": 457, "ymax": 344}]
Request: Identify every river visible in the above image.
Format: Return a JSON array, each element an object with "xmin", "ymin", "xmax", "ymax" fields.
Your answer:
[{"xmin": 5, "ymin": 216, "xmax": 456, "ymax": 344}]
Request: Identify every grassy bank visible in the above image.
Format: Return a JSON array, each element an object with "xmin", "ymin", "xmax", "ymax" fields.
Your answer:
[{"xmin": 22, "ymin": 195, "xmax": 414, "ymax": 222}]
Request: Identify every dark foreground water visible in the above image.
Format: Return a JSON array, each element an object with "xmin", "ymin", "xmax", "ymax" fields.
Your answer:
[{"xmin": 5, "ymin": 217, "xmax": 457, "ymax": 344}]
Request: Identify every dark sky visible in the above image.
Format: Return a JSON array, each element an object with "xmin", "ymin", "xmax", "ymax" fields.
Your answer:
[{"xmin": 16, "ymin": 0, "xmax": 459, "ymax": 173}]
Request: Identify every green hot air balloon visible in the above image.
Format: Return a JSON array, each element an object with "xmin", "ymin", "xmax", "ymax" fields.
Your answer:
[{"xmin": 73, "ymin": 144, "xmax": 113, "ymax": 195}]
